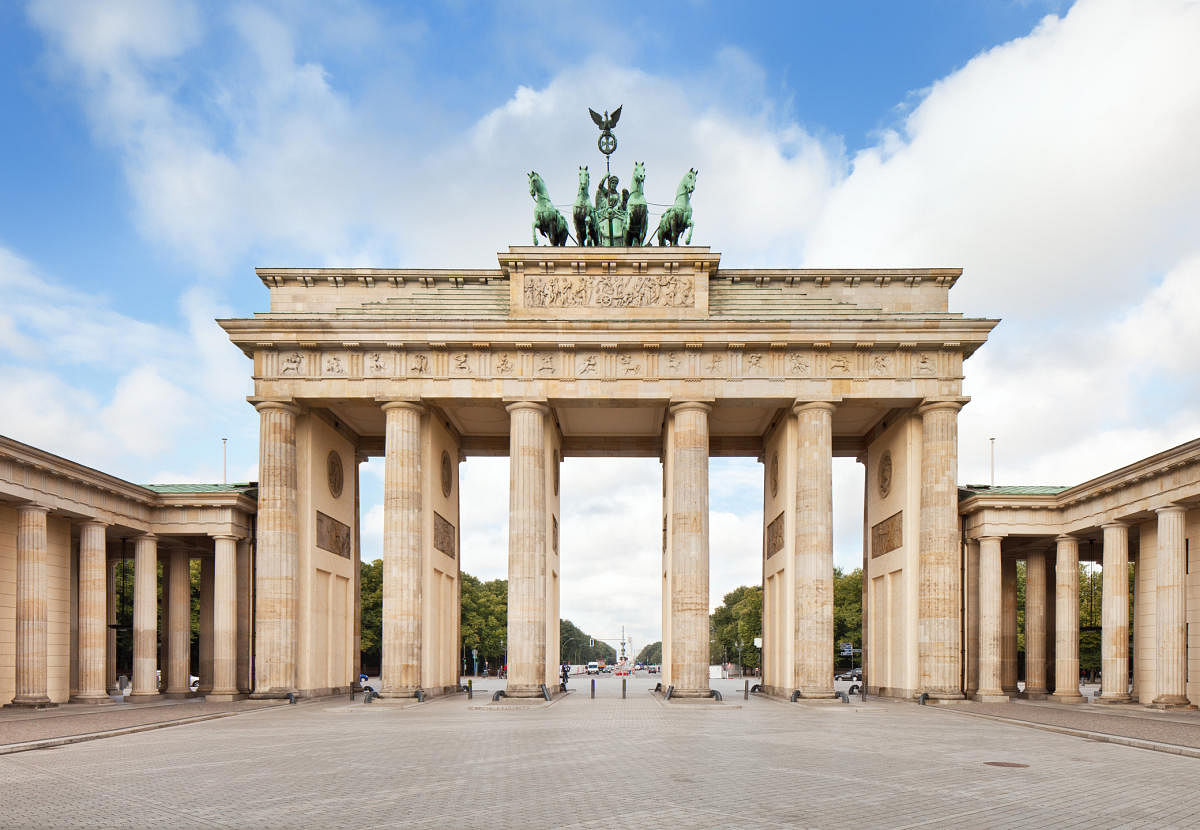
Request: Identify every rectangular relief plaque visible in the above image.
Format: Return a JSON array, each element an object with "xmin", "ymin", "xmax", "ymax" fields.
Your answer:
[
  {"xmin": 316, "ymin": 511, "xmax": 351, "ymax": 559},
  {"xmin": 522, "ymin": 274, "xmax": 696, "ymax": 309},
  {"xmin": 434, "ymin": 511, "xmax": 455, "ymax": 558},
  {"xmin": 871, "ymin": 511, "xmax": 903, "ymax": 557},
  {"xmin": 765, "ymin": 511, "xmax": 785, "ymax": 559}
]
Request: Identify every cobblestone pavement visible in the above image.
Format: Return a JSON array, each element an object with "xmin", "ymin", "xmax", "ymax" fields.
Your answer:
[{"xmin": 1, "ymin": 685, "xmax": 1198, "ymax": 829}]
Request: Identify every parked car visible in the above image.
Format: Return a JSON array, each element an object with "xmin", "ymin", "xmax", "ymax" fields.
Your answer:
[
  {"xmin": 647, "ymin": 665, "xmax": 659, "ymax": 674},
  {"xmin": 587, "ymin": 661, "xmax": 600, "ymax": 675}
]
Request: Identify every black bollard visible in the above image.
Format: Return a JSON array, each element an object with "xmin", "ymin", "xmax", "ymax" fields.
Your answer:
[
  {"xmin": 744, "ymin": 679, "xmax": 749, "ymax": 700},
  {"xmin": 590, "ymin": 678, "xmax": 595, "ymax": 699},
  {"xmin": 622, "ymin": 678, "xmax": 626, "ymax": 699},
  {"xmin": 467, "ymin": 679, "xmax": 473, "ymax": 700}
]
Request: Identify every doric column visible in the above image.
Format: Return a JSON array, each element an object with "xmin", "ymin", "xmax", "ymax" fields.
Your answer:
[
  {"xmin": 666, "ymin": 401, "xmax": 711, "ymax": 698},
  {"xmin": 1153, "ymin": 506, "xmax": 1190, "ymax": 707},
  {"xmin": 1024, "ymin": 549, "xmax": 1048, "ymax": 698},
  {"xmin": 975, "ymin": 536, "xmax": 1006, "ymax": 700},
  {"xmin": 236, "ymin": 538, "xmax": 252, "ymax": 694},
  {"xmin": 1001, "ymin": 555, "xmax": 1018, "ymax": 694},
  {"xmin": 73, "ymin": 520, "xmax": 111, "ymax": 703},
  {"xmin": 794, "ymin": 401, "xmax": 835, "ymax": 698},
  {"xmin": 166, "ymin": 550, "xmax": 191, "ymax": 696},
  {"xmin": 11, "ymin": 504, "xmax": 51, "ymax": 707},
  {"xmin": 252, "ymin": 400, "xmax": 299, "ymax": 698},
  {"xmin": 917, "ymin": 401, "xmax": 964, "ymax": 699},
  {"xmin": 1098, "ymin": 522, "xmax": 1131, "ymax": 702},
  {"xmin": 506, "ymin": 401, "xmax": 549, "ymax": 697},
  {"xmin": 965, "ymin": 538, "xmax": 980, "ymax": 697},
  {"xmin": 380, "ymin": 401, "xmax": 424, "ymax": 697},
  {"xmin": 106, "ymin": 557, "xmax": 118, "ymax": 693},
  {"xmin": 130, "ymin": 534, "xmax": 160, "ymax": 699},
  {"xmin": 198, "ymin": 556, "xmax": 214, "ymax": 694},
  {"xmin": 1051, "ymin": 535, "xmax": 1083, "ymax": 702},
  {"xmin": 208, "ymin": 535, "xmax": 239, "ymax": 699}
]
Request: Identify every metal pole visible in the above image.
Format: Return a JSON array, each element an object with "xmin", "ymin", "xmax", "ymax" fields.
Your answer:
[
  {"xmin": 989, "ymin": 437, "xmax": 996, "ymax": 487},
  {"xmin": 622, "ymin": 677, "xmax": 626, "ymax": 699},
  {"xmin": 222, "ymin": 437, "xmax": 227, "ymax": 485},
  {"xmin": 744, "ymin": 679, "xmax": 749, "ymax": 700},
  {"xmin": 590, "ymin": 678, "xmax": 595, "ymax": 699}
]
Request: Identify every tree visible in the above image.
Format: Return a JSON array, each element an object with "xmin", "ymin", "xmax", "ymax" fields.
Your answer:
[
  {"xmin": 360, "ymin": 559, "xmax": 383, "ymax": 672},
  {"xmin": 709, "ymin": 585, "xmax": 762, "ymax": 669},
  {"xmin": 459, "ymin": 573, "xmax": 508, "ymax": 670},
  {"xmin": 559, "ymin": 618, "xmax": 616, "ymax": 664},
  {"xmin": 636, "ymin": 641, "xmax": 662, "ymax": 664},
  {"xmin": 833, "ymin": 568, "xmax": 862, "ymax": 669}
]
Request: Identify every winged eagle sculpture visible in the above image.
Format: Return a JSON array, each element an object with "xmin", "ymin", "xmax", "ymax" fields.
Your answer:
[{"xmin": 589, "ymin": 106, "xmax": 622, "ymax": 132}]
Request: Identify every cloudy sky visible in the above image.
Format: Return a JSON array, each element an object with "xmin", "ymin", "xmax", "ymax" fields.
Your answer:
[{"xmin": 2, "ymin": 0, "xmax": 1198, "ymax": 653}]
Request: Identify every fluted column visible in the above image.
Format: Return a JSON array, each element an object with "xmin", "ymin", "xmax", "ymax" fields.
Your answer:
[
  {"xmin": 380, "ymin": 401, "xmax": 424, "ymax": 697},
  {"xmin": 1153, "ymin": 506, "xmax": 1190, "ymax": 707},
  {"xmin": 198, "ymin": 556, "xmax": 214, "ymax": 694},
  {"xmin": 1098, "ymin": 522, "xmax": 1131, "ymax": 703},
  {"xmin": 73, "ymin": 521, "xmax": 111, "ymax": 703},
  {"xmin": 10, "ymin": 504, "xmax": 51, "ymax": 707},
  {"xmin": 106, "ymin": 558, "xmax": 118, "ymax": 693},
  {"xmin": 917, "ymin": 401, "xmax": 964, "ymax": 699},
  {"xmin": 505, "ymin": 401, "xmax": 549, "ymax": 697},
  {"xmin": 1051, "ymin": 535, "xmax": 1083, "ymax": 702},
  {"xmin": 166, "ymin": 550, "xmax": 191, "ymax": 696},
  {"xmin": 236, "ymin": 538, "xmax": 252, "ymax": 694},
  {"xmin": 130, "ymin": 534, "xmax": 160, "ymax": 699},
  {"xmin": 252, "ymin": 401, "xmax": 299, "ymax": 698},
  {"xmin": 1024, "ymin": 549, "xmax": 1048, "ymax": 698},
  {"xmin": 1001, "ymin": 555, "xmax": 1018, "ymax": 694},
  {"xmin": 207, "ymin": 535, "xmax": 239, "ymax": 699},
  {"xmin": 794, "ymin": 401, "xmax": 835, "ymax": 698},
  {"xmin": 667, "ymin": 401, "xmax": 711, "ymax": 698},
  {"xmin": 975, "ymin": 536, "xmax": 1006, "ymax": 700}
]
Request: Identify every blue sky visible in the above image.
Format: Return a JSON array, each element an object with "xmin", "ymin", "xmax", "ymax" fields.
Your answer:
[{"xmin": 3, "ymin": 0, "xmax": 1199, "ymax": 647}]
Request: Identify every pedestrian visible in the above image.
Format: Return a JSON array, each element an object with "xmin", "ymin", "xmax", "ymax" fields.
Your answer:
[{"xmin": 560, "ymin": 662, "xmax": 570, "ymax": 689}]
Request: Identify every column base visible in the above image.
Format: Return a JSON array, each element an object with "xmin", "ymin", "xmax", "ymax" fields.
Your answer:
[
  {"xmin": 162, "ymin": 691, "xmax": 194, "ymax": 699},
  {"xmin": 1049, "ymin": 692, "xmax": 1087, "ymax": 704},
  {"xmin": 127, "ymin": 691, "xmax": 162, "ymax": 702},
  {"xmin": 204, "ymin": 690, "xmax": 244, "ymax": 702},
  {"xmin": 973, "ymin": 691, "xmax": 1012, "ymax": 703},
  {"xmin": 503, "ymin": 684, "xmax": 549, "ymax": 699},
  {"xmin": 5, "ymin": 696, "xmax": 57, "ymax": 709},
  {"xmin": 249, "ymin": 690, "xmax": 295, "ymax": 700},
  {"xmin": 664, "ymin": 688, "xmax": 712, "ymax": 699},
  {"xmin": 1091, "ymin": 694, "xmax": 1132, "ymax": 705},
  {"xmin": 69, "ymin": 693, "xmax": 116, "ymax": 705},
  {"xmin": 1021, "ymin": 689, "xmax": 1049, "ymax": 700},
  {"xmin": 1149, "ymin": 695, "xmax": 1195, "ymax": 710}
]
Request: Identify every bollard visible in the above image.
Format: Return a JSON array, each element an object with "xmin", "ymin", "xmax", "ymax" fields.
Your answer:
[
  {"xmin": 744, "ymin": 679, "xmax": 749, "ymax": 700},
  {"xmin": 622, "ymin": 678, "xmax": 626, "ymax": 699},
  {"xmin": 590, "ymin": 678, "xmax": 595, "ymax": 699},
  {"xmin": 467, "ymin": 679, "xmax": 473, "ymax": 700}
]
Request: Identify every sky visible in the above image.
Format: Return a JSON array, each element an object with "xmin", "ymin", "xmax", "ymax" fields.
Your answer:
[{"xmin": 2, "ymin": 0, "xmax": 1199, "ymax": 655}]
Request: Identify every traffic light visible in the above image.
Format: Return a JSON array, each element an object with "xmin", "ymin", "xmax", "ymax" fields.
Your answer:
[{"xmin": 589, "ymin": 638, "xmax": 594, "ymax": 647}]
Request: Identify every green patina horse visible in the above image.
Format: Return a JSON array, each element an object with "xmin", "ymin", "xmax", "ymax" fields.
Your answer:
[
  {"xmin": 573, "ymin": 166, "xmax": 597, "ymax": 246},
  {"xmin": 529, "ymin": 171, "xmax": 568, "ymax": 246},
  {"xmin": 624, "ymin": 161, "xmax": 648, "ymax": 247},
  {"xmin": 656, "ymin": 167, "xmax": 697, "ymax": 246}
]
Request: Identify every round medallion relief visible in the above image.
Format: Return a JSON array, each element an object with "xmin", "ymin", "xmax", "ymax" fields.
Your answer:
[
  {"xmin": 440, "ymin": 450, "xmax": 453, "ymax": 498},
  {"xmin": 769, "ymin": 451, "xmax": 780, "ymax": 499},
  {"xmin": 327, "ymin": 450, "xmax": 344, "ymax": 499},
  {"xmin": 878, "ymin": 450, "xmax": 893, "ymax": 499}
]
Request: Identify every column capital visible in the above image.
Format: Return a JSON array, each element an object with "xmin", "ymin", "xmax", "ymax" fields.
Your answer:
[
  {"xmin": 17, "ymin": 502, "xmax": 50, "ymax": 517},
  {"xmin": 1100, "ymin": 519, "xmax": 1129, "ymax": 530},
  {"xmin": 379, "ymin": 399, "xmax": 425, "ymax": 414},
  {"xmin": 138, "ymin": 532, "xmax": 159, "ymax": 541},
  {"xmin": 977, "ymin": 535, "xmax": 1005, "ymax": 544},
  {"xmin": 668, "ymin": 400, "xmax": 712, "ymax": 416},
  {"xmin": 78, "ymin": 518, "xmax": 110, "ymax": 530},
  {"xmin": 1154, "ymin": 504, "xmax": 1187, "ymax": 517},
  {"xmin": 252, "ymin": 399, "xmax": 300, "ymax": 416},
  {"xmin": 1055, "ymin": 533, "xmax": 1077, "ymax": 542},
  {"xmin": 505, "ymin": 400, "xmax": 550, "ymax": 415},
  {"xmin": 917, "ymin": 398, "xmax": 967, "ymax": 415},
  {"xmin": 210, "ymin": 533, "xmax": 241, "ymax": 543},
  {"xmin": 791, "ymin": 400, "xmax": 837, "ymax": 416}
]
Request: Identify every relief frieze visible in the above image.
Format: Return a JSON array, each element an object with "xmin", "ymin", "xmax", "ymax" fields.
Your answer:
[
  {"xmin": 765, "ymin": 511, "xmax": 785, "ymax": 559},
  {"xmin": 433, "ymin": 511, "xmax": 455, "ymax": 558},
  {"xmin": 316, "ymin": 511, "xmax": 351, "ymax": 559},
  {"xmin": 871, "ymin": 511, "xmax": 903, "ymax": 558},
  {"xmin": 523, "ymin": 274, "xmax": 695, "ymax": 308}
]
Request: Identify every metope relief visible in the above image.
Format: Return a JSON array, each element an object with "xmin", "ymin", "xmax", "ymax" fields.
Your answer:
[
  {"xmin": 744, "ymin": 352, "xmax": 766, "ymax": 376},
  {"xmin": 787, "ymin": 352, "xmax": 811, "ymax": 377},
  {"xmin": 408, "ymin": 352, "xmax": 430, "ymax": 376},
  {"xmin": 618, "ymin": 353, "xmax": 642, "ymax": 376},
  {"xmin": 915, "ymin": 353, "xmax": 936, "ymax": 375},
  {"xmin": 523, "ymin": 273, "xmax": 696, "ymax": 308},
  {"xmin": 494, "ymin": 352, "xmax": 515, "ymax": 376},
  {"xmin": 765, "ymin": 511, "xmax": 785, "ymax": 559},
  {"xmin": 828, "ymin": 354, "xmax": 851, "ymax": 375},
  {"xmin": 365, "ymin": 351, "xmax": 391, "ymax": 377},
  {"xmin": 535, "ymin": 353, "xmax": 557, "ymax": 376},
  {"xmin": 575, "ymin": 352, "xmax": 600, "ymax": 378},
  {"xmin": 279, "ymin": 351, "xmax": 306, "ymax": 376},
  {"xmin": 452, "ymin": 352, "xmax": 473, "ymax": 375},
  {"xmin": 433, "ymin": 512, "xmax": 455, "ymax": 558},
  {"xmin": 322, "ymin": 353, "xmax": 348, "ymax": 377}
]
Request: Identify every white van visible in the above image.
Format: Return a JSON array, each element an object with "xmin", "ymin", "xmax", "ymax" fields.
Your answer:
[{"xmin": 586, "ymin": 661, "xmax": 600, "ymax": 675}]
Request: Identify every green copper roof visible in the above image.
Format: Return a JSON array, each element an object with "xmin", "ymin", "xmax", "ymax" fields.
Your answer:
[
  {"xmin": 959, "ymin": 484, "xmax": 1070, "ymax": 498},
  {"xmin": 142, "ymin": 483, "xmax": 256, "ymax": 494}
]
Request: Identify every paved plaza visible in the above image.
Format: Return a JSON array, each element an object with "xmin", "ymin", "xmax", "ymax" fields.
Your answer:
[{"xmin": 2, "ymin": 679, "xmax": 1199, "ymax": 829}]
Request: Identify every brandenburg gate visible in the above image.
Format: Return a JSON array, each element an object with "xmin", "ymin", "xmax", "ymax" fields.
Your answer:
[{"xmin": 219, "ymin": 245, "xmax": 996, "ymax": 702}]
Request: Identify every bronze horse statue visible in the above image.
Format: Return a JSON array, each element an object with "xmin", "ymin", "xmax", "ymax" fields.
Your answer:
[
  {"xmin": 573, "ymin": 166, "xmax": 597, "ymax": 246},
  {"xmin": 656, "ymin": 167, "xmax": 697, "ymax": 246},
  {"xmin": 529, "ymin": 171, "xmax": 568, "ymax": 246},
  {"xmin": 624, "ymin": 161, "xmax": 648, "ymax": 246}
]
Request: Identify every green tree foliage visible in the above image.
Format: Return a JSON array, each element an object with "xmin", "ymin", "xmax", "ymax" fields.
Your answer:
[
  {"xmin": 709, "ymin": 585, "xmax": 762, "ymax": 669},
  {"xmin": 833, "ymin": 568, "xmax": 862, "ymax": 668},
  {"xmin": 559, "ymin": 618, "xmax": 616, "ymax": 664},
  {"xmin": 636, "ymin": 641, "xmax": 662, "ymax": 665},
  {"xmin": 459, "ymin": 573, "xmax": 509, "ymax": 670},
  {"xmin": 360, "ymin": 559, "xmax": 383, "ymax": 671}
]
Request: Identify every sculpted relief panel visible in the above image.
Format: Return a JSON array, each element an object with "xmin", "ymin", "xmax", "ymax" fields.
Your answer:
[{"xmin": 523, "ymin": 274, "xmax": 695, "ymax": 308}]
